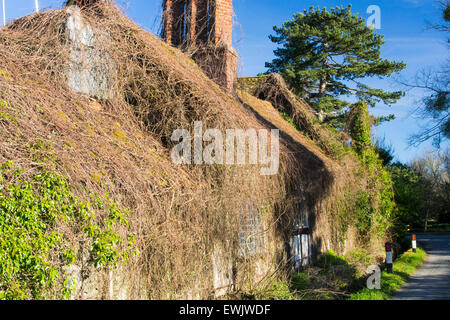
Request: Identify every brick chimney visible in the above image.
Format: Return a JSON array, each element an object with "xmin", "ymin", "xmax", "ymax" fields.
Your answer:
[
  {"xmin": 162, "ymin": 0, "xmax": 237, "ymax": 93},
  {"xmin": 214, "ymin": 0, "xmax": 233, "ymax": 46}
]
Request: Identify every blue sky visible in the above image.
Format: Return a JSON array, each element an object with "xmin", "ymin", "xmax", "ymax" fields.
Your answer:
[{"xmin": 3, "ymin": 0, "xmax": 449, "ymax": 163}]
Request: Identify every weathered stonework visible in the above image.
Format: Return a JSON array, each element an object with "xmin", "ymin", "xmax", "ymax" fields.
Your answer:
[
  {"xmin": 237, "ymin": 75, "xmax": 269, "ymax": 95},
  {"xmin": 211, "ymin": 243, "xmax": 233, "ymax": 297},
  {"xmin": 66, "ymin": 5, "xmax": 115, "ymax": 99}
]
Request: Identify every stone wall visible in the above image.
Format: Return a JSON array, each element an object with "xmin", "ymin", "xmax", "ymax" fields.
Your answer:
[
  {"xmin": 237, "ymin": 76, "xmax": 269, "ymax": 95},
  {"xmin": 66, "ymin": 5, "xmax": 115, "ymax": 99}
]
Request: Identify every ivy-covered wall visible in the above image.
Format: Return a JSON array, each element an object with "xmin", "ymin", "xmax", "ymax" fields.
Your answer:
[{"xmin": 0, "ymin": 161, "xmax": 135, "ymax": 299}]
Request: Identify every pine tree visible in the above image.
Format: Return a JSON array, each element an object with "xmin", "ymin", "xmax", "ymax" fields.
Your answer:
[{"xmin": 265, "ymin": 5, "xmax": 406, "ymax": 129}]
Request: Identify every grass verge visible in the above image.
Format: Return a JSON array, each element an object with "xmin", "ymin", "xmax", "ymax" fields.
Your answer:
[
  {"xmin": 239, "ymin": 250, "xmax": 375, "ymax": 300},
  {"xmin": 349, "ymin": 248, "xmax": 427, "ymax": 300}
]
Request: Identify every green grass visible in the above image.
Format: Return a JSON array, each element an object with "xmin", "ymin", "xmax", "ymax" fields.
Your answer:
[
  {"xmin": 349, "ymin": 248, "xmax": 427, "ymax": 300},
  {"xmin": 240, "ymin": 249, "xmax": 426, "ymax": 301},
  {"xmin": 280, "ymin": 112, "xmax": 300, "ymax": 131},
  {"xmin": 243, "ymin": 250, "xmax": 364, "ymax": 300}
]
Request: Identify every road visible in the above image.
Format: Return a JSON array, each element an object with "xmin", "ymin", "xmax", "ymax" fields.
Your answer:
[{"xmin": 392, "ymin": 233, "xmax": 450, "ymax": 300}]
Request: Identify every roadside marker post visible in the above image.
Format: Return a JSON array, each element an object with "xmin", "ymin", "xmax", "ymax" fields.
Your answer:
[
  {"xmin": 412, "ymin": 234, "xmax": 417, "ymax": 253},
  {"xmin": 385, "ymin": 242, "xmax": 393, "ymax": 273}
]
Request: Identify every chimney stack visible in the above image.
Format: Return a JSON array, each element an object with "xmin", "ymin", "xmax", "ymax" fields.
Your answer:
[{"xmin": 162, "ymin": 0, "xmax": 237, "ymax": 93}]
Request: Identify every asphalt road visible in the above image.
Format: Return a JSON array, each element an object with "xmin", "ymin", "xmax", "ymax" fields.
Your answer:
[{"xmin": 392, "ymin": 233, "xmax": 450, "ymax": 300}]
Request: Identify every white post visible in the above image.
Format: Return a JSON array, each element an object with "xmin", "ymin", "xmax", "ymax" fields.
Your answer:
[
  {"xmin": 2, "ymin": 0, "xmax": 6, "ymax": 27},
  {"xmin": 412, "ymin": 234, "xmax": 417, "ymax": 253},
  {"xmin": 385, "ymin": 242, "xmax": 393, "ymax": 273},
  {"xmin": 35, "ymin": 0, "xmax": 39, "ymax": 13}
]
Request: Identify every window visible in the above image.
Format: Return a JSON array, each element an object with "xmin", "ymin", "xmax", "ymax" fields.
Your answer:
[
  {"xmin": 239, "ymin": 200, "xmax": 265, "ymax": 256},
  {"xmin": 291, "ymin": 203, "xmax": 312, "ymax": 270}
]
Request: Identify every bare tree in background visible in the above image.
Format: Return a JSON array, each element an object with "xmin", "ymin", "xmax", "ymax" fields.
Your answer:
[
  {"xmin": 427, "ymin": 0, "xmax": 450, "ymax": 32},
  {"xmin": 407, "ymin": 67, "xmax": 449, "ymax": 147},
  {"xmin": 402, "ymin": 1, "xmax": 449, "ymax": 148},
  {"xmin": 411, "ymin": 150, "xmax": 450, "ymax": 231}
]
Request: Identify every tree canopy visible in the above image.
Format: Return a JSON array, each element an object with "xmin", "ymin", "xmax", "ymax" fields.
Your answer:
[{"xmin": 265, "ymin": 5, "xmax": 406, "ymax": 128}]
